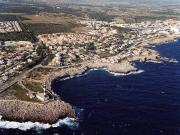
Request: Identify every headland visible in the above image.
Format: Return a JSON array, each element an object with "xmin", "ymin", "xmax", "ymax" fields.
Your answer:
[{"xmin": 0, "ymin": 18, "xmax": 180, "ymax": 126}]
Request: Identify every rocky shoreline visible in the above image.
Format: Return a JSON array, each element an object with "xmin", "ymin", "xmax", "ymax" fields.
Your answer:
[
  {"xmin": 49, "ymin": 36, "xmax": 180, "ymax": 86},
  {"xmin": 0, "ymin": 36, "xmax": 179, "ymax": 125},
  {"xmin": 0, "ymin": 100, "xmax": 75, "ymax": 124},
  {"xmin": 49, "ymin": 35, "xmax": 180, "ymax": 91}
]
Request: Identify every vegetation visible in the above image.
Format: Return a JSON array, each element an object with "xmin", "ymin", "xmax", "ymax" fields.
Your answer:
[
  {"xmin": 24, "ymin": 82, "xmax": 44, "ymax": 93},
  {"xmin": 9, "ymin": 84, "xmax": 39, "ymax": 102},
  {"xmin": 86, "ymin": 42, "xmax": 96, "ymax": 51},
  {"xmin": 43, "ymin": 53, "xmax": 55, "ymax": 65},
  {"xmin": 0, "ymin": 3, "xmax": 50, "ymax": 14},
  {"xmin": 113, "ymin": 17, "xmax": 126, "ymax": 24},
  {"xmin": 134, "ymin": 16, "xmax": 176, "ymax": 23},
  {"xmin": 0, "ymin": 14, "xmax": 29, "ymax": 21},
  {"xmin": 26, "ymin": 43, "xmax": 53, "ymax": 69},
  {"xmin": 27, "ymin": 67, "xmax": 54, "ymax": 81},
  {"xmin": 0, "ymin": 2, "xmax": 179, "ymax": 41},
  {"xmin": 0, "ymin": 32, "xmax": 36, "ymax": 42},
  {"xmin": 87, "ymin": 11, "xmax": 115, "ymax": 22},
  {"xmin": 35, "ymin": 67, "xmax": 53, "ymax": 75},
  {"xmin": 26, "ymin": 23, "xmax": 77, "ymax": 35},
  {"xmin": 99, "ymin": 51, "xmax": 112, "ymax": 58}
]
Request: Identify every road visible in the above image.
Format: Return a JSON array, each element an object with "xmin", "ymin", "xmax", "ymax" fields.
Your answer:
[
  {"xmin": 0, "ymin": 62, "xmax": 84, "ymax": 94},
  {"xmin": 0, "ymin": 64, "xmax": 42, "ymax": 94}
]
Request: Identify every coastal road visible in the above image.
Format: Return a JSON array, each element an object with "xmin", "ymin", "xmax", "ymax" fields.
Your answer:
[
  {"xmin": 0, "ymin": 64, "xmax": 42, "ymax": 94},
  {"xmin": 0, "ymin": 62, "xmax": 86, "ymax": 94}
]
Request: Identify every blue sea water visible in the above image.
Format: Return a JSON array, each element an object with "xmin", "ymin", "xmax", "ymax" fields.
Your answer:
[{"xmin": 0, "ymin": 39, "xmax": 180, "ymax": 135}]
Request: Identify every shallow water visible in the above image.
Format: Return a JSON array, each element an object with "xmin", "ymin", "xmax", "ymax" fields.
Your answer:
[{"xmin": 0, "ymin": 39, "xmax": 180, "ymax": 135}]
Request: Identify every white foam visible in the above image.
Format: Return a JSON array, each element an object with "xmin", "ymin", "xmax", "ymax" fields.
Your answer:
[
  {"xmin": 90, "ymin": 68, "xmax": 144, "ymax": 76},
  {"xmin": 87, "ymin": 68, "xmax": 144, "ymax": 76},
  {"xmin": 174, "ymin": 60, "xmax": 178, "ymax": 63},
  {"xmin": 60, "ymin": 73, "xmax": 87, "ymax": 81},
  {"xmin": 59, "ymin": 68, "xmax": 144, "ymax": 82},
  {"xmin": 0, "ymin": 117, "xmax": 78, "ymax": 131},
  {"xmin": 107, "ymin": 69, "xmax": 144, "ymax": 76},
  {"xmin": 58, "ymin": 69, "xmax": 98, "ymax": 82},
  {"xmin": 174, "ymin": 39, "xmax": 178, "ymax": 42}
]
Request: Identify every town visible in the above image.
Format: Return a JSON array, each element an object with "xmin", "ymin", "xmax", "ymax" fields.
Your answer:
[
  {"xmin": 38, "ymin": 19, "xmax": 180, "ymax": 67},
  {"xmin": 0, "ymin": 18, "xmax": 180, "ymax": 102},
  {"xmin": 0, "ymin": 41, "xmax": 39, "ymax": 85},
  {"xmin": 1, "ymin": 0, "xmax": 180, "ymax": 133}
]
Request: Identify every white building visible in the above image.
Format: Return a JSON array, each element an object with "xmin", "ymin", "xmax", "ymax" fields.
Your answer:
[{"xmin": 171, "ymin": 27, "xmax": 180, "ymax": 34}]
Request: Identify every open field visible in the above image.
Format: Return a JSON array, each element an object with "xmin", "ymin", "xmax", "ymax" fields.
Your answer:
[
  {"xmin": 22, "ymin": 15, "xmax": 76, "ymax": 24},
  {"xmin": 21, "ymin": 14, "xmax": 80, "ymax": 34},
  {"xmin": 0, "ymin": 12, "xmax": 79, "ymax": 35},
  {"xmin": 0, "ymin": 32, "xmax": 36, "ymax": 41},
  {"xmin": 0, "ymin": 83, "xmax": 40, "ymax": 102},
  {"xmin": 0, "ymin": 2, "xmax": 179, "ymax": 39},
  {"xmin": 23, "ymin": 81, "xmax": 44, "ymax": 93}
]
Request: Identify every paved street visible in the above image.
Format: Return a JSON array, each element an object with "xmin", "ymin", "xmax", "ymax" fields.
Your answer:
[{"xmin": 0, "ymin": 64, "xmax": 42, "ymax": 94}]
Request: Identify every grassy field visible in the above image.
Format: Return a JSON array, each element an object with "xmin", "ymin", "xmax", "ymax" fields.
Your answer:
[
  {"xmin": 9, "ymin": 84, "xmax": 40, "ymax": 102},
  {"xmin": 24, "ymin": 82, "xmax": 44, "ymax": 93},
  {"xmin": 0, "ymin": 12, "xmax": 79, "ymax": 39},
  {"xmin": 26, "ymin": 23, "xmax": 77, "ymax": 34},
  {"xmin": 0, "ymin": 32, "xmax": 36, "ymax": 42},
  {"xmin": 0, "ymin": 3, "xmax": 179, "ymax": 39},
  {"xmin": 21, "ymin": 14, "xmax": 79, "ymax": 34},
  {"xmin": 113, "ymin": 17, "xmax": 126, "ymax": 24},
  {"xmin": 0, "ymin": 13, "xmax": 29, "ymax": 21},
  {"xmin": 22, "ymin": 15, "xmax": 75, "ymax": 24}
]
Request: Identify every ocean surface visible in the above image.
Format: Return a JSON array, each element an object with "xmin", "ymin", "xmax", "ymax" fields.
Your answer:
[{"xmin": 0, "ymin": 39, "xmax": 180, "ymax": 135}]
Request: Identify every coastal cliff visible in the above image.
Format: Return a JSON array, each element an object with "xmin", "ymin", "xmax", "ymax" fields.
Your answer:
[{"xmin": 0, "ymin": 100, "xmax": 75, "ymax": 124}]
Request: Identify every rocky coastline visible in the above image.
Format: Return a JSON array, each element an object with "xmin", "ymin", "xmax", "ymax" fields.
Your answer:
[
  {"xmin": 49, "ymin": 35, "xmax": 180, "ymax": 91},
  {"xmin": 0, "ymin": 36, "xmax": 179, "ymax": 125},
  {"xmin": 0, "ymin": 100, "xmax": 75, "ymax": 124}
]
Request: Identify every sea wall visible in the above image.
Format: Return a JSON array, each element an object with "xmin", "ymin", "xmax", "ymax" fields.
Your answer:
[{"xmin": 0, "ymin": 100, "xmax": 75, "ymax": 124}]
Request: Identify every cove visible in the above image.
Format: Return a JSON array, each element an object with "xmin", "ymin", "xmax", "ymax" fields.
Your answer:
[
  {"xmin": 52, "ymin": 39, "xmax": 180, "ymax": 135},
  {"xmin": 0, "ymin": 39, "xmax": 179, "ymax": 135}
]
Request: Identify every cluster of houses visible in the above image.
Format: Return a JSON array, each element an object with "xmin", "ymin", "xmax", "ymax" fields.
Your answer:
[
  {"xmin": 118, "ymin": 19, "xmax": 180, "ymax": 35},
  {"xmin": 1, "ymin": 18, "xmax": 179, "ymax": 102},
  {"xmin": 38, "ymin": 20, "xmax": 131, "ymax": 66},
  {"xmin": 38, "ymin": 19, "xmax": 180, "ymax": 67},
  {"xmin": 0, "ymin": 21, "xmax": 22, "ymax": 33},
  {"xmin": 0, "ymin": 41, "xmax": 38, "ymax": 85},
  {"xmin": 1, "ymin": 19, "xmax": 179, "ymax": 87}
]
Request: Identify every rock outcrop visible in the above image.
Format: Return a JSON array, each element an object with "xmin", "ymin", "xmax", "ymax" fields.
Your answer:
[{"xmin": 0, "ymin": 100, "xmax": 75, "ymax": 124}]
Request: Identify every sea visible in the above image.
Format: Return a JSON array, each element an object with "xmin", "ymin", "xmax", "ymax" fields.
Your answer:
[{"xmin": 0, "ymin": 39, "xmax": 180, "ymax": 135}]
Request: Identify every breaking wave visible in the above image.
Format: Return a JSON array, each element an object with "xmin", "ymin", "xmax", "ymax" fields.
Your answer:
[
  {"xmin": 107, "ymin": 69, "xmax": 144, "ymax": 76},
  {"xmin": 0, "ymin": 117, "xmax": 78, "ymax": 131},
  {"xmin": 87, "ymin": 68, "xmax": 144, "ymax": 76},
  {"xmin": 58, "ymin": 68, "xmax": 144, "ymax": 82},
  {"xmin": 88, "ymin": 68, "xmax": 144, "ymax": 76}
]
